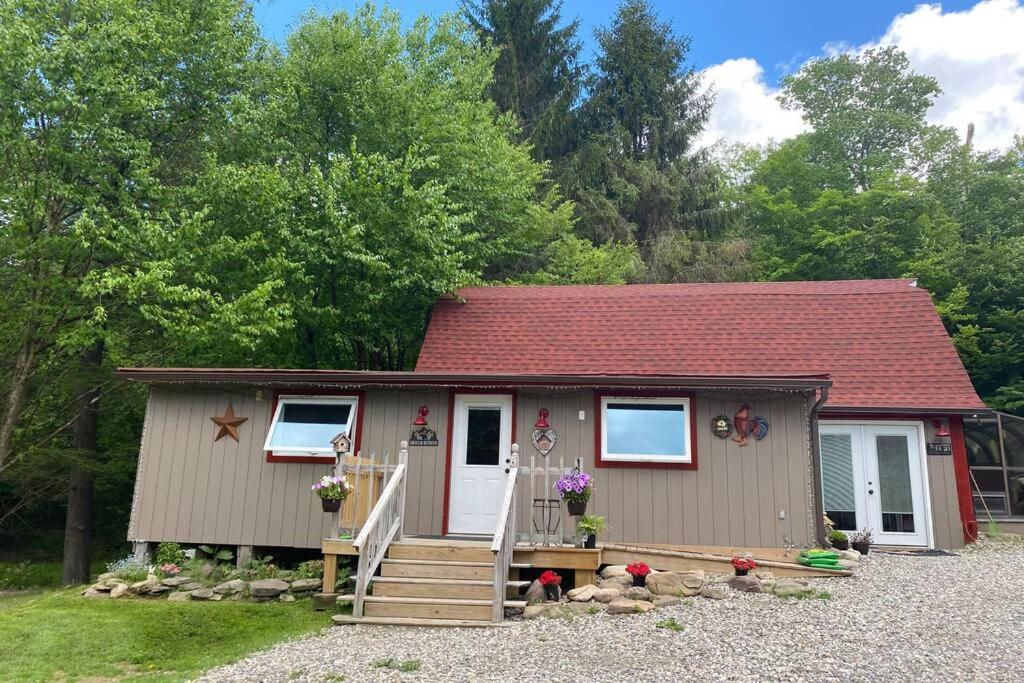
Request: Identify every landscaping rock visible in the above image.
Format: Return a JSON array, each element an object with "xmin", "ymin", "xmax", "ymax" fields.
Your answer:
[
  {"xmin": 838, "ymin": 559, "xmax": 859, "ymax": 569},
  {"xmin": 167, "ymin": 591, "xmax": 191, "ymax": 602},
  {"xmin": 652, "ymin": 595, "xmax": 682, "ymax": 608},
  {"xmin": 523, "ymin": 603, "xmax": 569, "ymax": 619},
  {"xmin": 607, "ymin": 599, "xmax": 655, "ymax": 615},
  {"xmin": 596, "ymin": 575, "xmax": 631, "ymax": 591},
  {"xmin": 161, "ymin": 576, "xmax": 194, "ymax": 587},
  {"xmin": 700, "ymin": 585, "xmax": 729, "ymax": 600},
  {"xmin": 249, "ymin": 578, "xmax": 290, "ymax": 598},
  {"xmin": 279, "ymin": 594, "xmax": 296, "ymax": 603},
  {"xmin": 600, "ymin": 565, "xmax": 628, "ymax": 578},
  {"xmin": 564, "ymin": 600, "xmax": 598, "ymax": 614},
  {"xmin": 104, "ymin": 578, "xmax": 128, "ymax": 589},
  {"xmin": 146, "ymin": 584, "xmax": 172, "ymax": 596},
  {"xmin": 839, "ymin": 549, "xmax": 862, "ymax": 562},
  {"xmin": 624, "ymin": 586, "xmax": 653, "ymax": 602},
  {"xmin": 592, "ymin": 588, "xmax": 621, "ymax": 603},
  {"xmin": 191, "ymin": 588, "xmax": 216, "ymax": 600},
  {"xmin": 83, "ymin": 587, "xmax": 109, "ymax": 598},
  {"xmin": 647, "ymin": 571, "xmax": 704, "ymax": 597},
  {"xmin": 729, "ymin": 575, "xmax": 763, "ymax": 593},
  {"xmin": 87, "ymin": 583, "xmax": 112, "ymax": 592},
  {"xmin": 129, "ymin": 579, "xmax": 156, "ymax": 594},
  {"xmin": 213, "ymin": 579, "xmax": 247, "ymax": 595},
  {"xmin": 179, "ymin": 582, "xmax": 203, "ymax": 591},
  {"xmin": 110, "ymin": 583, "xmax": 131, "ymax": 599},
  {"xmin": 754, "ymin": 570, "xmax": 775, "ymax": 581},
  {"xmin": 289, "ymin": 578, "xmax": 322, "ymax": 594},
  {"xmin": 200, "ymin": 562, "xmax": 215, "ymax": 578},
  {"xmin": 566, "ymin": 584, "xmax": 597, "ymax": 602}
]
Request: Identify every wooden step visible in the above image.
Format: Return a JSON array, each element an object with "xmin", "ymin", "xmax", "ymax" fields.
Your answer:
[
  {"xmin": 380, "ymin": 559, "xmax": 493, "ymax": 580},
  {"xmin": 332, "ymin": 615, "xmax": 510, "ymax": 628},
  {"xmin": 362, "ymin": 596, "xmax": 524, "ymax": 621},
  {"xmin": 388, "ymin": 542, "xmax": 495, "ymax": 564},
  {"xmin": 372, "ymin": 577, "xmax": 493, "ymax": 600}
]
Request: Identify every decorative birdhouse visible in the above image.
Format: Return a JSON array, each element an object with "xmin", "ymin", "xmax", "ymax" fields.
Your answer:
[{"xmin": 331, "ymin": 431, "xmax": 352, "ymax": 455}]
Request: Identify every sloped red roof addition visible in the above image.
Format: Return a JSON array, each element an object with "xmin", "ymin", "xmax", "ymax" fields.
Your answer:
[{"xmin": 417, "ymin": 279, "xmax": 986, "ymax": 412}]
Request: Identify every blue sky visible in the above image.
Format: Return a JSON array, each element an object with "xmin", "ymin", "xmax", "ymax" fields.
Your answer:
[
  {"xmin": 252, "ymin": 1, "xmax": 1024, "ymax": 150},
  {"xmin": 254, "ymin": 1, "xmax": 975, "ymax": 82}
]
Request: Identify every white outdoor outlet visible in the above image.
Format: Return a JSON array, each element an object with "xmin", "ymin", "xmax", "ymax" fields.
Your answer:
[
  {"xmin": 778, "ymin": 510, "xmax": 786, "ymax": 520},
  {"xmin": 578, "ymin": 410, "xmax": 586, "ymax": 421}
]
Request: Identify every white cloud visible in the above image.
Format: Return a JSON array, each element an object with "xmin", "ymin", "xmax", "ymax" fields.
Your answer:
[
  {"xmin": 698, "ymin": 0, "xmax": 1024, "ymax": 151},
  {"xmin": 696, "ymin": 58, "xmax": 806, "ymax": 150}
]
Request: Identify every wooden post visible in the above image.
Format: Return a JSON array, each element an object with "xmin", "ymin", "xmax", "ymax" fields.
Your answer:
[
  {"xmin": 323, "ymin": 552, "xmax": 338, "ymax": 593},
  {"xmin": 235, "ymin": 545, "xmax": 253, "ymax": 569},
  {"xmin": 397, "ymin": 441, "xmax": 409, "ymax": 540}
]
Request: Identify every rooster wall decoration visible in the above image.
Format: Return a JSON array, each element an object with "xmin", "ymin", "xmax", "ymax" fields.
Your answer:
[{"xmin": 731, "ymin": 403, "xmax": 769, "ymax": 446}]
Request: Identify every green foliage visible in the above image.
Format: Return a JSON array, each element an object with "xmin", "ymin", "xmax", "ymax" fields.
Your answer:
[
  {"xmin": 655, "ymin": 617, "xmax": 684, "ymax": 631},
  {"xmin": 242, "ymin": 556, "xmax": 280, "ymax": 581},
  {"xmin": 576, "ymin": 515, "xmax": 607, "ymax": 537},
  {"xmin": 153, "ymin": 543, "xmax": 187, "ymax": 568},
  {"xmin": 295, "ymin": 559, "xmax": 325, "ymax": 580},
  {"xmin": 104, "ymin": 556, "xmax": 149, "ymax": 583},
  {"xmin": 462, "ymin": 0, "xmax": 584, "ymax": 160},
  {"xmin": 0, "ymin": 589, "xmax": 329, "ymax": 681},
  {"xmin": 373, "ymin": 657, "xmax": 422, "ymax": 672},
  {"xmin": 827, "ymin": 530, "xmax": 848, "ymax": 542},
  {"xmin": 198, "ymin": 545, "xmax": 235, "ymax": 564}
]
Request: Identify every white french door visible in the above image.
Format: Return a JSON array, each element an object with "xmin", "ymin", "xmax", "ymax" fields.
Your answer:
[
  {"xmin": 819, "ymin": 422, "xmax": 929, "ymax": 546},
  {"xmin": 447, "ymin": 394, "xmax": 513, "ymax": 535}
]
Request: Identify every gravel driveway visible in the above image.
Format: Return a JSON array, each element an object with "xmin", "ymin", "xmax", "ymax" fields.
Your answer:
[{"xmin": 199, "ymin": 539, "xmax": 1024, "ymax": 682}]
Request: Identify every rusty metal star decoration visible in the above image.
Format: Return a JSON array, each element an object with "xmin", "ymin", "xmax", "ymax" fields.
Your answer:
[{"xmin": 210, "ymin": 401, "xmax": 247, "ymax": 442}]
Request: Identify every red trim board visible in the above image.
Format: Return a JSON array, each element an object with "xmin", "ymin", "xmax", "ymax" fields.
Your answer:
[
  {"xmin": 593, "ymin": 390, "xmax": 698, "ymax": 471},
  {"xmin": 949, "ymin": 415, "xmax": 979, "ymax": 543},
  {"xmin": 265, "ymin": 388, "xmax": 366, "ymax": 463}
]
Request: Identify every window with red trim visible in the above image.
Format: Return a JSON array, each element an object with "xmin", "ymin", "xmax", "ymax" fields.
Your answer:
[
  {"xmin": 263, "ymin": 395, "xmax": 357, "ymax": 459},
  {"xmin": 600, "ymin": 396, "xmax": 692, "ymax": 464}
]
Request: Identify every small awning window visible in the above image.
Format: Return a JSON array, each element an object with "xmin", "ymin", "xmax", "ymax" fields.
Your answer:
[
  {"xmin": 600, "ymin": 396, "xmax": 692, "ymax": 464},
  {"xmin": 264, "ymin": 396, "xmax": 357, "ymax": 457}
]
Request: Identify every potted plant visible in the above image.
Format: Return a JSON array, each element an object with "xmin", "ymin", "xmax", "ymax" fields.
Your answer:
[
  {"xmin": 828, "ymin": 529, "xmax": 850, "ymax": 551},
  {"xmin": 159, "ymin": 562, "xmax": 181, "ymax": 577},
  {"xmin": 626, "ymin": 562, "xmax": 650, "ymax": 587},
  {"xmin": 312, "ymin": 474, "xmax": 351, "ymax": 512},
  {"xmin": 555, "ymin": 470, "xmax": 593, "ymax": 516},
  {"xmin": 538, "ymin": 570, "xmax": 562, "ymax": 601},
  {"xmin": 849, "ymin": 528, "xmax": 873, "ymax": 555},
  {"xmin": 576, "ymin": 515, "xmax": 606, "ymax": 549},
  {"xmin": 731, "ymin": 556, "xmax": 757, "ymax": 576}
]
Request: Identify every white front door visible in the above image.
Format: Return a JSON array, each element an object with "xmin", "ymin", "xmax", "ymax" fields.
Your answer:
[
  {"xmin": 819, "ymin": 422, "xmax": 929, "ymax": 546},
  {"xmin": 447, "ymin": 394, "xmax": 513, "ymax": 535}
]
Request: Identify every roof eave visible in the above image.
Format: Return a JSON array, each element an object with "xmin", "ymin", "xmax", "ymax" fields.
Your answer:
[{"xmin": 116, "ymin": 367, "xmax": 832, "ymax": 391}]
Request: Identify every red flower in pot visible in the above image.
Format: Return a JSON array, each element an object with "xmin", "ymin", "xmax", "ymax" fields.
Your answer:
[
  {"xmin": 731, "ymin": 557, "xmax": 757, "ymax": 576},
  {"xmin": 538, "ymin": 570, "xmax": 562, "ymax": 601},
  {"xmin": 626, "ymin": 562, "xmax": 651, "ymax": 587}
]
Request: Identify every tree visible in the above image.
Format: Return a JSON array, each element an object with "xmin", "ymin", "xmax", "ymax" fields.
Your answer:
[
  {"xmin": 559, "ymin": 0, "xmax": 736, "ymax": 282},
  {"xmin": 0, "ymin": 0, "xmax": 292, "ymax": 582},
  {"xmin": 780, "ymin": 47, "xmax": 951, "ymax": 190},
  {"xmin": 462, "ymin": 0, "xmax": 584, "ymax": 160}
]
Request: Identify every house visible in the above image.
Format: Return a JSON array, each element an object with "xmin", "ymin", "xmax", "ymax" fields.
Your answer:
[{"xmin": 119, "ymin": 278, "xmax": 988, "ymax": 623}]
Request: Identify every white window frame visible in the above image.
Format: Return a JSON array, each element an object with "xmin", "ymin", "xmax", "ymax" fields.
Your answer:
[
  {"xmin": 263, "ymin": 395, "xmax": 358, "ymax": 458},
  {"xmin": 600, "ymin": 396, "xmax": 692, "ymax": 464}
]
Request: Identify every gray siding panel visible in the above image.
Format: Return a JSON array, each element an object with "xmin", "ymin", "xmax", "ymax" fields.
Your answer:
[{"xmin": 131, "ymin": 385, "xmax": 814, "ymax": 549}]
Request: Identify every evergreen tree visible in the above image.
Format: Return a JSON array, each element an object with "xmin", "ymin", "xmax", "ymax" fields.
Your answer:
[
  {"xmin": 462, "ymin": 0, "xmax": 584, "ymax": 160},
  {"xmin": 560, "ymin": 0, "xmax": 738, "ymax": 282}
]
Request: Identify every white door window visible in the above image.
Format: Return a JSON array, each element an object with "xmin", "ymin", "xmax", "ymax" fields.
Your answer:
[
  {"xmin": 447, "ymin": 394, "xmax": 513, "ymax": 535},
  {"xmin": 820, "ymin": 423, "xmax": 929, "ymax": 546}
]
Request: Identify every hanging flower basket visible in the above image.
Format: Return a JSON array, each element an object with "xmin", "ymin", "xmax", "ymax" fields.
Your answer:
[
  {"xmin": 555, "ymin": 470, "xmax": 593, "ymax": 517},
  {"xmin": 312, "ymin": 475, "xmax": 351, "ymax": 513}
]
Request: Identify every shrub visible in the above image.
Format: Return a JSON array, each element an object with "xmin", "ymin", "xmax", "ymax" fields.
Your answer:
[
  {"xmin": 105, "ymin": 556, "xmax": 149, "ymax": 582},
  {"xmin": 243, "ymin": 556, "xmax": 280, "ymax": 581},
  {"xmin": 295, "ymin": 559, "xmax": 324, "ymax": 579},
  {"xmin": 827, "ymin": 529, "xmax": 848, "ymax": 542},
  {"xmin": 154, "ymin": 542, "xmax": 187, "ymax": 567}
]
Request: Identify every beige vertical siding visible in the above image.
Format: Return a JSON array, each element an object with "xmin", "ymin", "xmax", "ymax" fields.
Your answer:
[
  {"xmin": 512, "ymin": 389, "xmax": 815, "ymax": 548},
  {"xmin": 129, "ymin": 386, "xmax": 448, "ymax": 548}
]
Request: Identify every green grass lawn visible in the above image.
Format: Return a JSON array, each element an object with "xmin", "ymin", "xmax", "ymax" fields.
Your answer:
[
  {"xmin": 0, "ymin": 588, "xmax": 335, "ymax": 682},
  {"xmin": 0, "ymin": 560, "xmax": 109, "ymax": 590}
]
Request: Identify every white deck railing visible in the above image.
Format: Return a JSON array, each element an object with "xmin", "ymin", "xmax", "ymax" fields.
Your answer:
[
  {"xmin": 490, "ymin": 443, "xmax": 520, "ymax": 622},
  {"xmin": 350, "ymin": 442, "xmax": 408, "ymax": 617}
]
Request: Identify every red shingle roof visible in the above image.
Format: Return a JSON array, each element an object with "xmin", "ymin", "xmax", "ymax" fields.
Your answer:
[{"xmin": 416, "ymin": 279, "xmax": 986, "ymax": 411}]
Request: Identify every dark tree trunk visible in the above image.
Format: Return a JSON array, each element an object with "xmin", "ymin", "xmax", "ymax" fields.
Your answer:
[{"xmin": 62, "ymin": 341, "xmax": 104, "ymax": 585}]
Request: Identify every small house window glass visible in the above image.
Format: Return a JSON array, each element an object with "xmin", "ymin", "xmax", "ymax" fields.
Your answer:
[
  {"xmin": 600, "ymin": 397, "xmax": 691, "ymax": 463},
  {"xmin": 264, "ymin": 396, "xmax": 356, "ymax": 456}
]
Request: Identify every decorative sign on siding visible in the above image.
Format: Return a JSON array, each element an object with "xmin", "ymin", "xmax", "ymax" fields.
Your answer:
[
  {"xmin": 531, "ymin": 408, "xmax": 557, "ymax": 456},
  {"xmin": 711, "ymin": 415, "xmax": 733, "ymax": 438},
  {"xmin": 731, "ymin": 404, "xmax": 769, "ymax": 446},
  {"xmin": 408, "ymin": 406, "xmax": 438, "ymax": 446},
  {"xmin": 926, "ymin": 442, "xmax": 953, "ymax": 456}
]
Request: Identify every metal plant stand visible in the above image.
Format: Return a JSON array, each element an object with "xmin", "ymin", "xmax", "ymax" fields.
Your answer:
[{"xmin": 531, "ymin": 498, "xmax": 562, "ymax": 546}]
